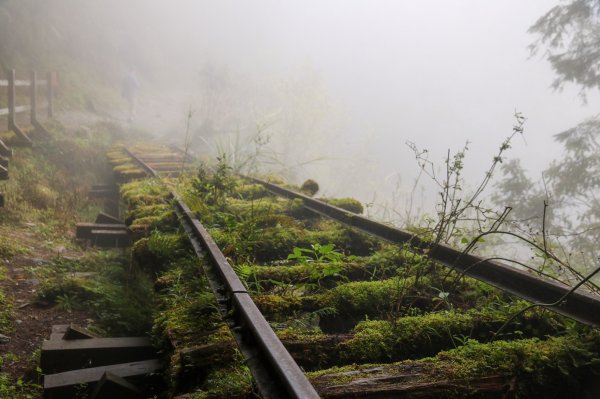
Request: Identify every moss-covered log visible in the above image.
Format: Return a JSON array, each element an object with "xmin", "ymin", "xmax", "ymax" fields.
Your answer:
[{"xmin": 309, "ymin": 332, "xmax": 600, "ymax": 398}]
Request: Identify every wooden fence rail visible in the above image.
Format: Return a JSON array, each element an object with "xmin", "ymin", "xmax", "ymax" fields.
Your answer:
[{"xmin": 0, "ymin": 68, "xmax": 57, "ymax": 207}]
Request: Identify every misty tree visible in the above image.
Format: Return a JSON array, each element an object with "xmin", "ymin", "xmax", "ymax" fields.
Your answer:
[
  {"xmin": 491, "ymin": 159, "xmax": 545, "ymax": 223},
  {"xmin": 495, "ymin": 1, "xmax": 600, "ymax": 263},
  {"xmin": 529, "ymin": 0, "xmax": 600, "ymax": 99}
]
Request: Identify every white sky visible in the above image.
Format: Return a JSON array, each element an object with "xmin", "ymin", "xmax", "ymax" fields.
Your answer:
[{"xmin": 133, "ymin": 1, "xmax": 599, "ymax": 211}]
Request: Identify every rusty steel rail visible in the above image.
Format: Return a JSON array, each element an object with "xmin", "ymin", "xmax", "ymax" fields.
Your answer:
[
  {"xmin": 244, "ymin": 175, "xmax": 600, "ymax": 328},
  {"xmin": 124, "ymin": 148, "xmax": 320, "ymax": 399}
]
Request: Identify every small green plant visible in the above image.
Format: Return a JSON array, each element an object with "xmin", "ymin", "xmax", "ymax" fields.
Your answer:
[
  {"xmin": 194, "ymin": 156, "xmax": 237, "ymax": 207},
  {"xmin": 287, "ymin": 243, "xmax": 345, "ymax": 285},
  {"xmin": 55, "ymin": 294, "xmax": 78, "ymax": 313},
  {"xmin": 234, "ymin": 264, "xmax": 264, "ymax": 294}
]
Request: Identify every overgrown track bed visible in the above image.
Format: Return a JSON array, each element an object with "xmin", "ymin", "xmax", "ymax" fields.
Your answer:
[{"xmin": 113, "ymin": 144, "xmax": 600, "ymax": 399}]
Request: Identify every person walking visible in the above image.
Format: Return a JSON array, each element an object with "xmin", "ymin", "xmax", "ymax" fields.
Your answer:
[{"xmin": 121, "ymin": 69, "xmax": 139, "ymax": 122}]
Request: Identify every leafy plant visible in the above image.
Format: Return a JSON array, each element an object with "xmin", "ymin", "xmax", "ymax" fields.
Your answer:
[{"xmin": 287, "ymin": 243, "xmax": 345, "ymax": 285}]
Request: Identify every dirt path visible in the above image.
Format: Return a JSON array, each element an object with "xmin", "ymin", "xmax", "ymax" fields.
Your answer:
[{"xmin": 0, "ymin": 224, "xmax": 92, "ymax": 380}]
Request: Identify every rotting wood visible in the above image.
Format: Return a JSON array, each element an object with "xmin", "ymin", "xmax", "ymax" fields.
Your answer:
[
  {"xmin": 94, "ymin": 211, "xmax": 123, "ymax": 225},
  {"xmin": 63, "ymin": 324, "xmax": 100, "ymax": 340},
  {"xmin": 41, "ymin": 337, "xmax": 155, "ymax": 374},
  {"xmin": 91, "ymin": 229, "xmax": 131, "ymax": 247},
  {"xmin": 43, "ymin": 359, "xmax": 160, "ymax": 399},
  {"xmin": 90, "ymin": 372, "xmax": 143, "ymax": 399},
  {"xmin": 311, "ymin": 365, "xmax": 507, "ymax": 399},
  {"xmin": 76, "ymin": 223, "xmax": 129, "ymax": 239}
]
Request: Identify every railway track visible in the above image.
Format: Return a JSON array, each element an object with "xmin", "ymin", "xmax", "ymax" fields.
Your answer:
[{"xmin": 110, "ymin": 143, "xmax": 600, "ymax": 398}]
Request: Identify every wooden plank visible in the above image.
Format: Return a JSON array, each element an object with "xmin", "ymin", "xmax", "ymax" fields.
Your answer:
[
  {"xmin": 94, "ymin": 212, "xmax": 123, "ymax": 225},
  {"xmin": 14, "ymin": 105, "xmax": 30, "ymax": 113},
  {"xmin": 88, "ymin": 188, "xmax": 117, "ymax": 199},
  {"xmin": 44, "ymin": 359, "xmax": 160, "ymax": 399},
  {"xmin": 41, "ymin": 337, "xmax": 155, "ymax": 374},
  {"xmin": 63, "ymin": 324, "xmax": 99, "ymax": 340},
  {"xmin": 0, "ymin": 157, "xmax": 8, "ymax": 168},
  {"xmin": 49, "ymin": 325, "xmax": 69, "ymax": 340},
  {"xmin": 0, "ymin": 165, "xmax": 7, "ymax": 180},
  {"xmin": 90, "ymin": 372, "xmax": 142, "ymax": 399},
  {"xmin": 76, "ymin": 223, "xmax": 128, "ymax": 239},
  {"xmin": 91, "ymin": 230, "xmax": 131, "ymax": 248},
  {"xmin": 0, "ymin": 140, "xmax": 10, "ymax": 158}
]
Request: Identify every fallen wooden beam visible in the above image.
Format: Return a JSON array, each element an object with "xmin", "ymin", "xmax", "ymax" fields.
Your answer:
[
  {"xmin": 90, "ymin": 372, "xmax": 143, "ymax": 399},
  {"xmin": 41, "ymin": 337, "xmax": 156, "ymax": 374},
  {"xmin": 94, "ymin": 212, "xmax": 123, "ymax": 225},
  {"xmin": 89, "ymin": 187, "xmax": 118, "ymax": 200},
  {"xmin": 91, "ymin": 229, "xmax": 131, "ymax": 248},
  {"xmin": 76, "ymin": 223, "xmax": 128, "ymax": 239},
  {"xmin": 0, "ymin": 139, "xmax": 10, "ymax": 157},
  {"xmin": 44, "ymin": 359, "xmax": 160, "ymax": 399}
]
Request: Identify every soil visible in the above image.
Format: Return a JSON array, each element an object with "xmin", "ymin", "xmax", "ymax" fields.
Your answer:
[{"xmin": 0, "ymin": 224, "xmax": 93, "ymax": 380}]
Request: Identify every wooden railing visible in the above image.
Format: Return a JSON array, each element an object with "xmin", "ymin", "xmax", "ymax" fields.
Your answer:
[
  {"xmin": 0, "ymin": 69, "xmax": 57, "ymax": 152},
  {"xmin": 0, "ymin": 69, "xmax": 57, "ymax": 207}
]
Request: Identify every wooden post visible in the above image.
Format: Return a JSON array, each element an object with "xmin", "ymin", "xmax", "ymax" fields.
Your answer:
[
  {"xmin": 47, "ymin": 71, "xmax": 54, "ymax": 118},
  {"xmin": 7, "ymin": 69, "xmax": 32, "ymax": 144},
  {"xmin": 8, "ymin": 69, "xmax": 15, "ymax": 129},
  {"xmin": 30, "ymin": 70, "xmax": 50, "ymax": 136},
  {"xmin": 30, "ymin": 71, "xmax": 37, "ymax": 125}
]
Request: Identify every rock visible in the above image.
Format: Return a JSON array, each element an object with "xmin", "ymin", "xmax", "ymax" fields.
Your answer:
[
  {"xmin": 54, "ymin": 245, "xmax": 66, "ymax": 254},
  {"xmin": 30, "ymin": 258, "xmax": 51, "ymax": 265},
  {"xmin": 0, "ymin": 334, "xmax": 9, "ymax": 344}
]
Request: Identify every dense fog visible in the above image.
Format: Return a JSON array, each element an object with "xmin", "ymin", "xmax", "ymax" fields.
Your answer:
[{"xmin": 2, "ymin": 0, "xmax": 599, "ymax": 228}]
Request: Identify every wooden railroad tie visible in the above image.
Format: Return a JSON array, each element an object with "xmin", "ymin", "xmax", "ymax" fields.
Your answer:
[
  {"xmin": 90, "ymin": 372, "xmax": 144, "ymax": 399},
  {"xmin": 94, "ymin": 211, "xmax": 123, "ymax": 225},
  {"xmin": 43, "ymin": 360, "xmax": 160, "ymax": 399},
  {"xmin": 49, "ymin": 324, "xmax": 99, "ymax": 341},
  {"xmin": 42, "ymin": 325, "xmax": 160, "ymax": 399},
  {"xmin": 41, "ymin": 336, "xmax": 156, "ymax": 374},
  {"xmin": 75, "ymin": 222, "xmax": 131, "ymax": 247},
  {"xmin": 88, "ymin": 184, "xmax": 118, "ymax": 200}
]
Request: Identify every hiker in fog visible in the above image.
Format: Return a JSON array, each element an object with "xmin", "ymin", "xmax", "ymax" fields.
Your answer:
[{"xmin": 121, "ymin": 69, "xmax": 139, "ymax": 121}]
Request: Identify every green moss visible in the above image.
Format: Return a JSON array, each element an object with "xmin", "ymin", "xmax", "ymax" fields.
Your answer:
[
  {"xmin": 199, "ymin": 366, "xmax": 254, "ymax": 398},
  {"xmin": 0, "ymin": 235, "xmax": 28, "ymax": 258},
  {"xmin": 320, "ymin": 197, "xmax": 364, "ymax": 214},
  {"xmin": 309, "ymin": 332, "xmax": 600, "ymax": 398},
  {"xmin": 233, "ymin": 183, "xmax": 270, "ymax": 200},
  {"xmin": 212, "ymin": 222, "xmax": 379, "ymax": 263},
  {"xmin": 434, "ymin": 333, "xmax": 600, "ymax": 396},
  {"xmin": 340, "ymin": 302, "xmax": 564, "ymax": 364},
  {"xmin": 300, "ymin": 179, "xmax": 319, "ymax": 196},
  {"xmin": 324, "ymin": 276, "xmax": 427, "ymax": 317},
  {"xmin": 0, "ymin": 286, "xmax": 13, "ymax": 334}
]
